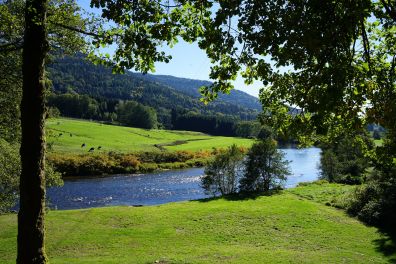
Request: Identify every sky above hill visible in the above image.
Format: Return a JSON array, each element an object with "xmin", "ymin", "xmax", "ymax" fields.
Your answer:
[{"xmin": 77, "ymin": 0, "xmax": 262, "ymax": 98}]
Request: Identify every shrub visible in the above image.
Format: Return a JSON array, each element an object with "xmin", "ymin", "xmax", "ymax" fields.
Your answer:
[
  {"xmin": 346, "ymin": 168, "xmax": 396, "ymax": 227},
  {"xmin": 0, "ymin": 139, "xmax": 63, "ymax": 213},
  {"xmin": 48, "ymin": 150, "xmax": 214, "ymax": 177},
  {"xmin": 158, "ymin": 162, "xmax": 188, "ymax": 170},
  {"xmin": 138, "ymin": 162, "xmax": 158, "ymax": 172},
  {"xmin": 78, "ymin": 155, "xmax": 116, "ymax": 175},
  {"xmin": 240, "ymin": 139, "xmax": 290, "ymax": 192},
  {"xmin": 201, "ymin": 144, "xmax": 244, "ymax": 196},
  {"xmin": 118, "ymin": 154, "xmax": 140, "ymax": 169},
  {"xmin": 319, "ymin": 134, "xmax": 372, "ymax": 184},
  {"xmin": 0, "ymin": 140, "xmax": 20, "ymax": 213}
]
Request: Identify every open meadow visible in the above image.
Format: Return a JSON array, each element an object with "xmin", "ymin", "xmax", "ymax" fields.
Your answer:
[
  {"xmin": 46, "ymin": 118, "xmax": 254, "ymax": 154},
  {"xmin": 0, "ymin": 183, "xmax": 394, "ymax": 263}
]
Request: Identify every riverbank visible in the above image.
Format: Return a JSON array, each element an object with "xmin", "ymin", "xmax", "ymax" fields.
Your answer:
[
  {"xmin": 47, "ymin": 150, "xmax": 215, "ymax": 176},
  {"xmin": 0, "ymin": 182, "xmax": 394, "ymax": 263},
  {"xmin": 46, "ymin": 117, "xmax": 255, "ymax": 176}
]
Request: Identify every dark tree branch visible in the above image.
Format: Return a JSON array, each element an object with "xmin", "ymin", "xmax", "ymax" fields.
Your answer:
[
  {"xmin": 360, "ymin": 20, "xmax": 371, "ymax": 72},
  {"xmin": 49, "ymin": 21, "xmax": 100, "ymax": 38},
  {"xmin": 158, "ymin": 1, "xmax": 182, "ymax": 8},
  {"xmin": 381, "ymin": 0, "xmax": 396, "ymax": 23},
  {"xmin": 389, "ymin": 54, "xmax": 396, "ymax": 85}
]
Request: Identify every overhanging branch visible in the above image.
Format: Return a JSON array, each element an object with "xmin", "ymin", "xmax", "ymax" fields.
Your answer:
[
  {"xmin": 381, "ymin": 0, "xmax": 396, "ymax": 23},
  {"xmin": 49, "ymin": 21, "xmax": 100, "ymax": 38}
]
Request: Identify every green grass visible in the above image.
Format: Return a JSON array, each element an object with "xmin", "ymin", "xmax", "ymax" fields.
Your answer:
[
  {"xmin": 0, "ymin": 184, "xmax": 394, "ymax": 263},
  {"xmin": 47, "ymin": 118, "xmax": 253, "ymax": 153},
  {"xmin": 288, "ymin": 180, "xmax": 355, "ymax": 207}
]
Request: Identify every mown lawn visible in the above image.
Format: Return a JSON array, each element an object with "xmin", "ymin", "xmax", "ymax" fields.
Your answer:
[
  {"xmin": 0, "ymin": 184, "xmax": 394, "ymax": 263},
  {"xmin": 46, "ymin": 118, "xmax": 253, "ymax": 153}
]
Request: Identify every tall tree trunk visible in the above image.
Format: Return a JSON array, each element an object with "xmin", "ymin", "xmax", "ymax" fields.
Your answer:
[{"xmin": 17, "ymin": 0, "xmax": 49, "ymax": 263}]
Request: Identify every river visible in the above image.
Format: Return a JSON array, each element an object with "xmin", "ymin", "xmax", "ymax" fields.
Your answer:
[{"xmin": 47, "ymin": 147, "xmax": 321, "ymax": 209}]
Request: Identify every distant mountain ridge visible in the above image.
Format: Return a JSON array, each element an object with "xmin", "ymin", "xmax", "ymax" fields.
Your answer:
[
  {"xmin": 47, "ymin": 55, "xmax": 262, "ymax": 127},
  {"xmin": 138, "ymin": 74, "xmax": 262, "ymax": 110}
]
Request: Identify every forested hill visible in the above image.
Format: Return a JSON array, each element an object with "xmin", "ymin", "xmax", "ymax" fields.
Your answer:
[
  {"xmin": 47, "ymin": 55, "xmax": 261, "ymax": 121},
  {"xmin": 138, "ymin": 74, "xmax": 262, "ymax": 111}
]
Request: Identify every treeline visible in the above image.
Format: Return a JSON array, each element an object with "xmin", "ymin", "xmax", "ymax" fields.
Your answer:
[
  {"xmin": 171, "ymin": 109, "xmax": 261, "ymax": 137},
  {"xmin": 47, "ymin": 93, "xmax": 157, "ymax": 129},
  {"xmin": 47, "ymin": 93, "xmax": 262, "ymax": 137}
]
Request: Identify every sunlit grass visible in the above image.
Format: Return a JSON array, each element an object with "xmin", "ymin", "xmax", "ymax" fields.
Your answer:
[
  {"xmin": 46, "ymin": 118, "xmax": 253, "ymax": 153},
  {"xmin": 0, "ymin": 183, "xmax": 393, "ymax": 263}
]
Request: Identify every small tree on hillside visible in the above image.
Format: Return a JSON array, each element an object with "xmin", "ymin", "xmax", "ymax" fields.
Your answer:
[
  {"xmin": 240, "ymin": 139, "xmax": 290, "ymax": 192},
  {"xmin": 201, "ymin": 144, "xmax": 244, "ymax": 196}
]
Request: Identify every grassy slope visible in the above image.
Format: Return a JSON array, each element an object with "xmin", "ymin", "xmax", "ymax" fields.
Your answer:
[
  {"xmin": 47, "ymin": 118, "xmax": 253, "ymax": 153},
  {"xmin": 0, "ymin": 184, "xmax": 394, "ymax": 263}
]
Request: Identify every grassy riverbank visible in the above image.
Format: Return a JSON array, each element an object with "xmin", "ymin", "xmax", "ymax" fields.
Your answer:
[
  {"xmin": 46, "ymin": 118, "xmax": 254, "ymax": 176},
  {"xmin": 0, "ymin": 182, "xmax": 394, "ymax": 263}
]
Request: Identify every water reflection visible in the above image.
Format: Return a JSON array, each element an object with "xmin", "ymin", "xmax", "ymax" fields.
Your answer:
[{"xmin": 47, "ymin": 147, "xmax": 321, "ymax": 210}]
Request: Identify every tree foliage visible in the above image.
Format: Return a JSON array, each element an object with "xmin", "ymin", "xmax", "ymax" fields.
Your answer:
[
  {"xmin": 319, "ymin": 134, "xmax": 373, "ymax": 184},
  {"xmin": 116, "ymin": 100, "xmax": 158, "ymax": 129},
  {"xmin": 180, "ymin": 0, "xmax": 396, "ymax": 228},
  {"xmin": 201, "ymin": 144, "xmax": 244, "ymax": 196},
  {"xmin": 240, "ymin": 139, "xmax": 290, "ymax": 193},
  {"xmin": 347, "ymin": 167, "xmax": 396, "ymax": 227},
  {"xmin": 0, "ymin": 139, "xmax": 63, "ymax": 213},
  {"xmin": 0, "ymin": 139, "xmax": 20, "ymax": 213},
  {"xmin": 234, "ymin": 121, "xmax": 261, "ymax": 138}
]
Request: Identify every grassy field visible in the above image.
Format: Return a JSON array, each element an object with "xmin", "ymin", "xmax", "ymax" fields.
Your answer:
[
  {"xmin": 47, "ymin": 118, "xmax": 253, "ymax": 153},
  {"xmin": 0, "ymin": 183, "xmax": 394, "ymax": 263}
]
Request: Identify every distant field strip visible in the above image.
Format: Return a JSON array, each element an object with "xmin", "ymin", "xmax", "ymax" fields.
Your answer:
[{"xmin": 46, "ymin": 118, "xmax": 253, "ymax": 153}]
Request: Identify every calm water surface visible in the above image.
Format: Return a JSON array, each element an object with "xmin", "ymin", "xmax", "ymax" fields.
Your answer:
[{"xmin": 47, "ymin": 147, "xmax": 321, "ymax": 209}]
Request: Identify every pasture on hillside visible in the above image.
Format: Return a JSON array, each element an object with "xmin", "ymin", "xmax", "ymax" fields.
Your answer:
[{"xmin": 46, "ymin": 118, "xmax": 253, "ymax": 153}]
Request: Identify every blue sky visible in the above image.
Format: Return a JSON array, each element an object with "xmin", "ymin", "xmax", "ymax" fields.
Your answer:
[
  {"xmin": 154, "ymin": 41, "xmax": 262, "ymax": 98},
  {"xmin": 78, "ymin": 0, "xmax": 262, "ymax": 98}
]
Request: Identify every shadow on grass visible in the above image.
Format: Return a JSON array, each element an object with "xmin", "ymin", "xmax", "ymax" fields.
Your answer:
[
  {"xmin": 373, "ymin": 227, "xmax": 396, "ymax": 263},
  {"xmin": 195, "ymin": 189, "xmax": 283, "ymax": 203}
]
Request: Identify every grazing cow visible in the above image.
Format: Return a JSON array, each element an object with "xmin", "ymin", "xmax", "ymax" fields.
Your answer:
[
  {"xmin": 59, "ymin": 133, "xmax": 63, "ymax": 136},
  {"xmin": 88, "ymin": 147, "xmax": 95, "ymax": 152},
  {"xmin": 81, "ymin": 143, "xmax": 86, "ymax": 148},
  {"xmin": 98, "ymin": 146, "xmax": 102, "ymax": 150}
]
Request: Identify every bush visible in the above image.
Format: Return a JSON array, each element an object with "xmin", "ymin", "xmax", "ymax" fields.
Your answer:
[
  {"xmin": 158, "ymin": 162, "xmax": 188, "ymax": 170},
  {"xmin": 117, "ymin": 154, "xmax": 141, "ymax": 169},
  {"xmin": 138, "ymin": 162, "xmax": 158, "ymax": 172},
  {"xmin": 0, "ymin": 139, "xmax": 63, "ymax": 213},
  {"xmin": 47, "ymin": 106, "xmax": 61, "ymax": 118},
  {"xmin": 319, "ymin": 134, "xmax": 372, "ymax": 184},
  {"xmin": 240, "ymin": 139, "xmax": 290, "ymax": 192},
  {"xmin": 201, "ymin": 144, "xmax": 244, "ymax": 196},
  {"xmin": 0, "ymin": 140, "xmax": 20, "ymax": 213},
  {"xmin": 346, "ymin": 168, "xmax": 396, "ymax": 227},
  {"xmin": 47, "ymin": 150, "xmax": 214, "ymax": 177}
]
